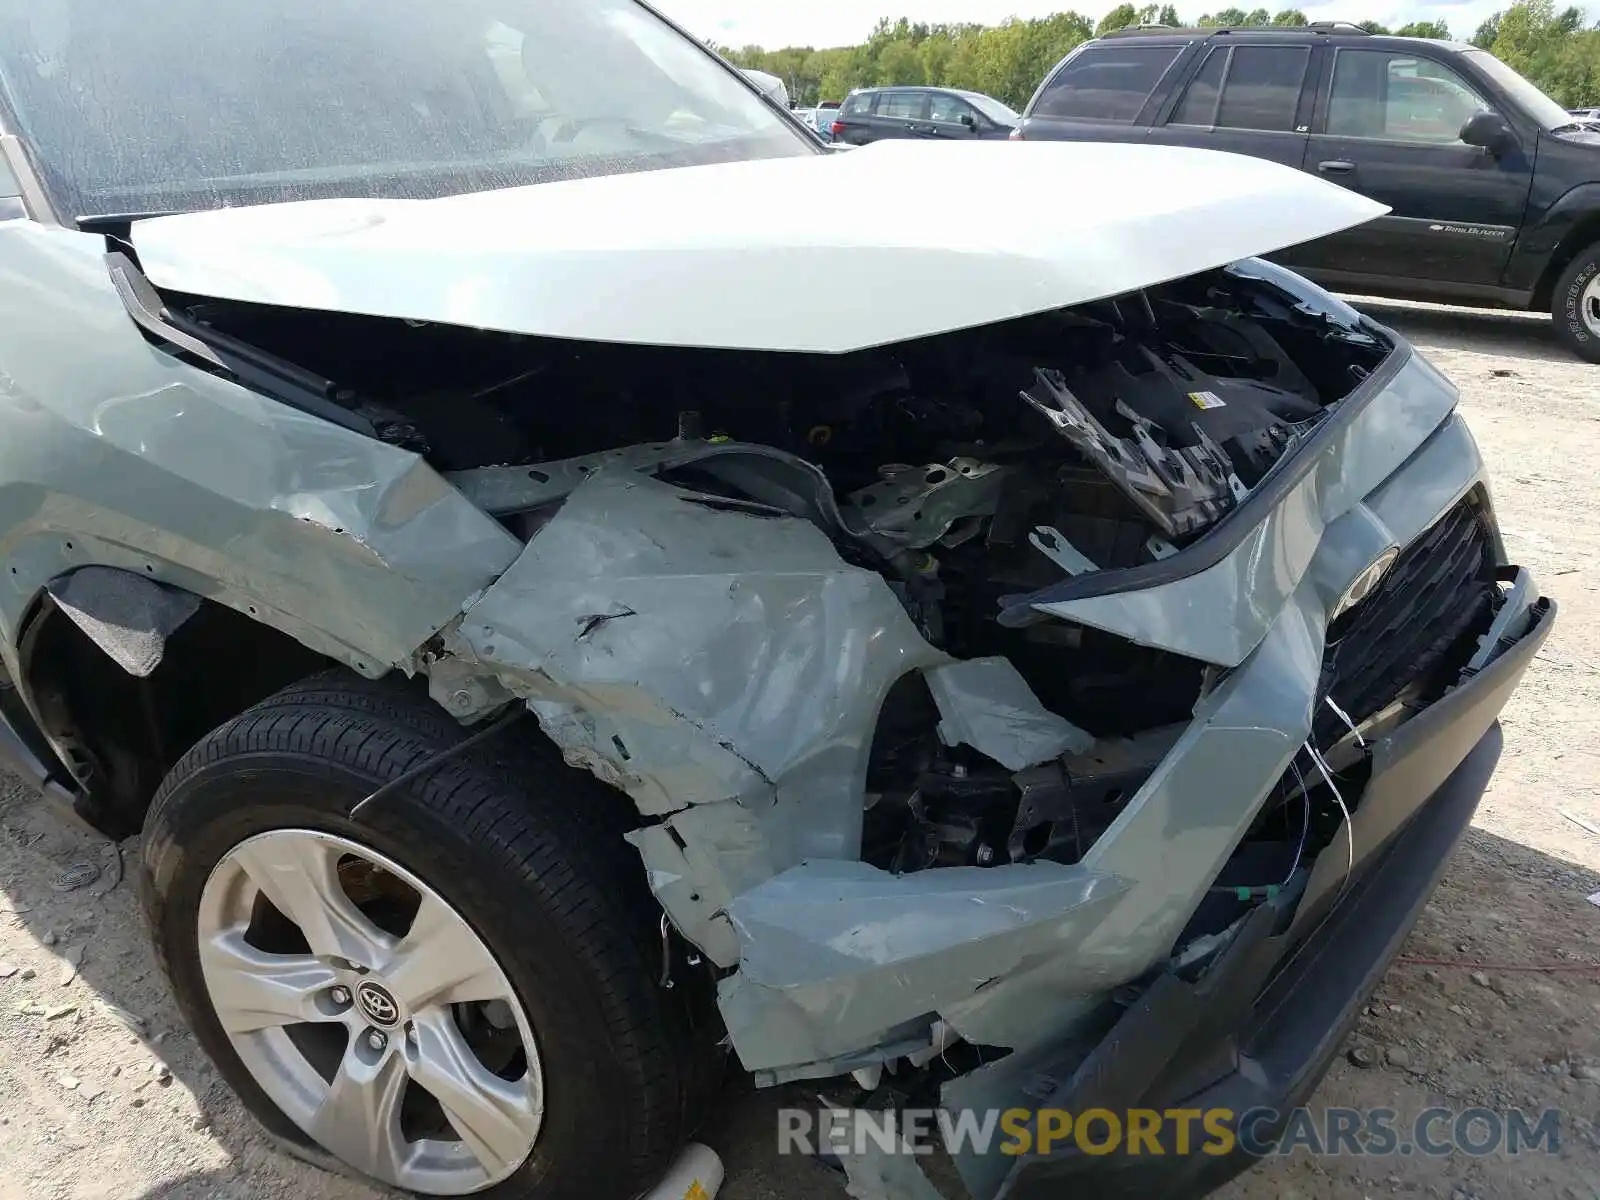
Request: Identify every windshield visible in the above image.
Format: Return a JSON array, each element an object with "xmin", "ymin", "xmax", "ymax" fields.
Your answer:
[
  {"xmin": 960, "ymin": 92, "xmax": 1021, "ymax": 124},
  {"xmin": 1463, "ymin": 49, "xmax": 1573, "ymax": 131},
  {"xmin": 0, "ymin": 0, "xmax": 815, "ymax": 221}
]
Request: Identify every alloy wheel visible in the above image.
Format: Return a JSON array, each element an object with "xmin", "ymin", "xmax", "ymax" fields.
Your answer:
[{"xmin": 196, "ymin": 829, "xmax": 544, "ymax": 1194}]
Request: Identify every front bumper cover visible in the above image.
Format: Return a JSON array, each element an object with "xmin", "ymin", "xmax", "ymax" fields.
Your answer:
[{"xmin": 997, "ymin": 591, "xmax": 1553, "ymax": 1198}]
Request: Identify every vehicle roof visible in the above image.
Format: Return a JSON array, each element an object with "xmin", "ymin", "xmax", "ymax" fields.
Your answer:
[
  {"xmin": 1098, "ymin": 24, "xmax": 1472, "ymax": 51},
  {"xmin": 848, "ymin": 84, "xmax": 997, "ymax": 96}
]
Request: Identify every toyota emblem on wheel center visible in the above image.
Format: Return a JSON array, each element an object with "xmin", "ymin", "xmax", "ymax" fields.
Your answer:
[{"xmin": 356, "ymin": 981, "xmax": 400, "ymax": 1028}]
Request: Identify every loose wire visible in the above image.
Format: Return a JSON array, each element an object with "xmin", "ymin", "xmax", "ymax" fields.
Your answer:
[{"xmin": 349, "ymin": 707, "xmax": 526, "ymax": 820}]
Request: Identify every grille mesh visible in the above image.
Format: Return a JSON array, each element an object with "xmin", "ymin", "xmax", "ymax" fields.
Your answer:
[{"xmin": 1314, "ymin": 497, "xmax": 1496, "ymax": 745}]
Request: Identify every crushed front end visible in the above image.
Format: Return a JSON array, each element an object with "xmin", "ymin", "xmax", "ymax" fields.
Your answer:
[{"xmin": 130, "ymin": 251, "xmax": 1550, "ymax": 1199}]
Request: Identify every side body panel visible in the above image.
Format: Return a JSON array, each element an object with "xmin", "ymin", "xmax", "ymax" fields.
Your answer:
[
  {"xmin": 1288, "ymin": 42, "xmax": 1536, "ymax": 286},
  {"xmin": 1024, "ymin": 35, "xmax": 1559, "ymax": 305},
  {"xmin": 1502, "ymin": 151, "xmax": 1600, "ymax": 296},
  {"xmin": 0, "ymin": 222, "xmax": 520, "ymax": 692}
]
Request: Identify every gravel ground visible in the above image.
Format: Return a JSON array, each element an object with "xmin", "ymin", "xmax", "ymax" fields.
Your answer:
[{"xmin": 0, "ymin": 301, "xmax": 1597, "ymax": 1200}]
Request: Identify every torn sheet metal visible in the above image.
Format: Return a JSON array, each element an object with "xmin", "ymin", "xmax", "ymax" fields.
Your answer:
[
  {"xmin": 434, "ymin": 378, "xmax": 1492, "ymax": 1093},
  {"xmin": 447, "ymin": 470, "xmax": 948, "ymax": 956},
  {"xmin": 925, "ymin": 657, "xmax": 1092, "ymax": 771},
  {"xmin": 0, "ymin": 222, "xmax": 521, "ymax": 674},
  {"xmin": 715, "ymin": 548, "xmax": 1346, "ymax": 1080},
  {"xmin": 818, "ymin": 1099, "xmax": 948, "ymax": 1200},
  {"xmin": 443, "ymin": 438, "xmax": 845, "ymax": 522},
  {"xmin": 1027, "ymin": 526, "xmax": 1097, "ymax": 576},
  {"xmin": 47, "ymin": 566, "xmax": 200, "ymax": 676},
  {"xmin": 447, "ymin": 438, "xmax": 991, "ymax": 566},
  {"xmin": 446, "ymin": 442, "xmax": 681, "ymax": 515},
  {"xmin": 842, "ymin": 458, "xmax": 1010, "ymax": 549},
  {"xmin": 715, "ymin": 859, "xmax": 1127, "ymax": 1073},
  {"xmin": 626, "ymin": 807, "xmax": 766, "ymax": 969}
]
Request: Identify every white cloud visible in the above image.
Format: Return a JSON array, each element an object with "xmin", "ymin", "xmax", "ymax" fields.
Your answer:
[{"xmin": 653, "ymin": 0, "xmax": 1518, "ymax": 49}]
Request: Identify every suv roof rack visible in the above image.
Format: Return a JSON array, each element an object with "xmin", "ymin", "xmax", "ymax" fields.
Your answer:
[{"xmin": 1103, "ymin": 22, "xmax": 1372, "ymax": 37}]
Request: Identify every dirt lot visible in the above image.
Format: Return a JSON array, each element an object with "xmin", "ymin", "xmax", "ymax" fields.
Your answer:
[{"xmin": 0, "ymin": 301, "xmax": 1597, "ymax": 1200}]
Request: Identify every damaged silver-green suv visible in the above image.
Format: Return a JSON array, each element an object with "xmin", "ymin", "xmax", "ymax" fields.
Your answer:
[{"xmin": 0, "ymin": 2, "xmax": 1552, "ymax": 1199}]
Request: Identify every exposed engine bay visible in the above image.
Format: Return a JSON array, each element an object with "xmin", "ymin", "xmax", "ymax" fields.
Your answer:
[{"xmin": 152, "ymin": 257, "xmax": 1391, "ymax": 882}]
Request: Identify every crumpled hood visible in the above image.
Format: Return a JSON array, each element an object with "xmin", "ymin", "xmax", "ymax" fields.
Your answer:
[{"xmin": 130, "ymin": 139, "xmax": 1386, "ymax": 354}]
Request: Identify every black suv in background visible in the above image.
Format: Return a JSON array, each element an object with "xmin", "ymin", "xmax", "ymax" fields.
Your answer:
[
  {"xmin": 831, "ymin": 85, "xmax": 1020, "ymax": 145},
  {"xmin": 1017, "ymin": 25, "xmax": 1600, "ymax": 360}
]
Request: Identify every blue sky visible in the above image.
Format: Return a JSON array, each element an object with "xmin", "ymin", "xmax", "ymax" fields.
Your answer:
[{"xmin": 654, "ymin": 0, "xmax": 1515, "ymax": 49}]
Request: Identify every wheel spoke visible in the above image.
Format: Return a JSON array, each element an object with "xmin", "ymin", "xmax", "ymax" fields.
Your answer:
[
  {"xmin": 200, "ymin": 932, "xmax": 339, "ymax": 1033},
  {"xmin": 384, "ymin": 893, "xmax": 506, "ymax": 1011},
  {"xmin": 201, "ymin": 829, "xmax": 545, "ymax": 1192},
  {"xmin": 309, "ymin": 1038, "xmax": 411, "ymax": 1183},
  {"xmin": 231, "ymin": 835, "xmax": 391, "ymax": 966},
  {"xmin": 407, "ymin": 1009, "xmax": 540, "ymax": 1179}
]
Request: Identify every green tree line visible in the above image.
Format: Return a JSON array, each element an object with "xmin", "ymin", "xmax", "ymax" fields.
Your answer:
[{"xmin": 719, "ymin": 0, "xmax": 1600, "ymax": 110}]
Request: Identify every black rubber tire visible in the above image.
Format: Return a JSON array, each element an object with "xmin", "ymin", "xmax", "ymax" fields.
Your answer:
[
  {"xmin": 140, "ymin": 670, "xmax": 712, "ymax": 1199},
  {"xmin": 1551, "ymin": 244, "xmax": 1600, "ymax": 363}
]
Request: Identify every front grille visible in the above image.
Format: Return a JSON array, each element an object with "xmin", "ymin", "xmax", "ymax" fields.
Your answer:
[{"xmin": 1314, "ymin": 496, "xmax": 1496, "ymax": 744}]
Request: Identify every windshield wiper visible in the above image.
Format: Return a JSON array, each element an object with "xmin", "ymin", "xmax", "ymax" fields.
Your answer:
[
  {"xmin": 104, "ymin": 251, "xmax": 375, "ymax": 438},
  {"xmin": 77, "ymin": 210, "xmax": 183, "ymax": 232}
]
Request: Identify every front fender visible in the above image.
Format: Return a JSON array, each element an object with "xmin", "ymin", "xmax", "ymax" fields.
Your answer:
[
  {"xmin": 1504, "ymin": 180, "xmax": 1600, "ymax": 294},
  {"xmin": 0, "ymin": 221, "xmax": 522, "ymax": 683}
]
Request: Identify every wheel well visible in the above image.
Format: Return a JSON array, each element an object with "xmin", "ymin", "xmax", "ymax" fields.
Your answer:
[
  {"xmin": 1533, "ymin": 214, "xmax": 1600, "ymax": 311},
  {"xmin": 21, "ymin": 595, "xmax": 330, "ymax": 837}
]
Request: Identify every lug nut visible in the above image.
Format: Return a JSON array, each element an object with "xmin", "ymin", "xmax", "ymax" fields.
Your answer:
[
  {"xmin": 367, "ymin": 1030, "xmax": 388, "ymax": 1052},
  {"xmin": 329, "ymin": 986, "xmax": 351, "ymax": 1007}
]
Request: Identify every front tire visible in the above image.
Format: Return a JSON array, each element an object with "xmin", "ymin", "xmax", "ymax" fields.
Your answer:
[
  {"xmin": 140, "ymin": 672, "xmax": 705, "ymax": 1198},
  {"xmin": 1551, "ymin": 243, "xmax": 1600, "ymax": 363}
]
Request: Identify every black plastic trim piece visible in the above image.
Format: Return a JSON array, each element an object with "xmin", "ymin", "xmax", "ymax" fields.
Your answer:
[
  {"xmin": 104, "ymin": 252, "xmax": 376, "ymax": 438},
  {"xmin": 998, "ymin": 333, "xmax": 1410, "ymax": 621}
]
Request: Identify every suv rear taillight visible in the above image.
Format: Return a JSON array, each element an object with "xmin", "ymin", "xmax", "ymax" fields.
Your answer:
[
  {"xmin": 1009, "ymin": 127, "xmax": 1025, "ymax": 141},
  {"xmin": 831, "ymin": 120, "xmax": 846, "ymax": 136}
]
